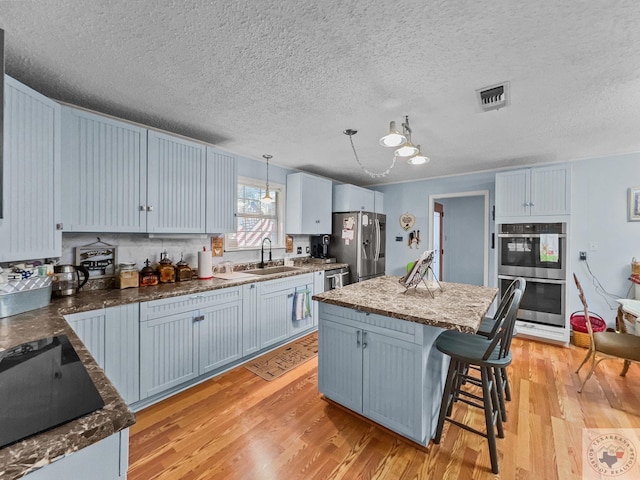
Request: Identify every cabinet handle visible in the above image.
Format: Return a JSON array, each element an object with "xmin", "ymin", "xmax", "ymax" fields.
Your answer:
[
  {"xmin": 140, "ymin": 205, "xmax": 146, "ymax": 211},
  {"xmin": 529, "ymin": 202, "xmax": 535, "ymax": 207},
  {"xmin": 56, "ymin": 223, "xmax": 64, "ymax": 230},
  {"xmin": 250, "ymin": 284, "xmax": 255, "ymax": 289},
  {"xmin": 357, "ymin": 330, "xmax": 361, "ymax": 348},
  {"xmin": 362, "ymin": 331, "xmax": 368, "ymax": 349},
  {"xmin": 288, "ymin": 293, "xmax": 294, "ymax": 298},
  {"xmin": 147, "ymin": 205, "xmax": 154, "ymax": 212}
]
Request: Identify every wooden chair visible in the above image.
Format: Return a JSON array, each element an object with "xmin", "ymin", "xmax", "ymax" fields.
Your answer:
[{"xmin": 573, "ymin": 274, "xmax": 640, "ymax": 393}]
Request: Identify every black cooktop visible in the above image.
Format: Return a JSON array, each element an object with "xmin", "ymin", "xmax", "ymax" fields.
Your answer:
[{"xmin": 0, "ymin": 335, "xmax": 105, "ymax": 449}]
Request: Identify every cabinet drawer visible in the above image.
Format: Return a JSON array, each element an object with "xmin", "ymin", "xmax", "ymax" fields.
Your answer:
[
  {"xmin": 140, "ymin": 287, "xmax": 242, "ymax": 321},
  {"xmin": 258, "ymin": 273, "xmax": 313, "ymax": 294},
  {"xmin": 319, "ymin": 303, "xmax": 421, "ymax": 344}
]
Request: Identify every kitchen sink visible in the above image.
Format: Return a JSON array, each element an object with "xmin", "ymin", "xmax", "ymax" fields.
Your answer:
[{"xmin": 244, "ymin": 266, "xmax": 303, "ymax": 275}]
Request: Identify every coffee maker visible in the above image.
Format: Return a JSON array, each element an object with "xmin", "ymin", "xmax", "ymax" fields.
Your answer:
[{"xmin": 310, "ymin": 235, "xmax": 331, "ymax": 260}]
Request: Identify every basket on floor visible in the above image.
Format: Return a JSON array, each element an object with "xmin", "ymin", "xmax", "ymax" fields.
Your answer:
[{"xmin": 570, "ymin": 311, "xmax": 606, "ymax": 348}]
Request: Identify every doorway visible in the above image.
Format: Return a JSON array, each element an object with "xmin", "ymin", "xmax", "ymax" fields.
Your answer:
[
  {"xmin": 429, "ymin": 191, "xmax": 489, "ymax": 286},
  {"xmin": 433, "ymin": 202, "xmax": 444, "ymax": 280}
]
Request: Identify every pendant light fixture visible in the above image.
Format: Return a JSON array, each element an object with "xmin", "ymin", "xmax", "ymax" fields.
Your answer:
[
  {"xmin": 344, "ymin": 115, "xmax": 429, "ymax": 179},
  {"xmin": 261, "ymin": 154, "xmax": 274, "ymax": 204}
]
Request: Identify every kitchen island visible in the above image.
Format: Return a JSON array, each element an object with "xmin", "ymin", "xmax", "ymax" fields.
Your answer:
[{"xmin": 313, "ymin": 276, "xmax": 498, "ymax": 447}]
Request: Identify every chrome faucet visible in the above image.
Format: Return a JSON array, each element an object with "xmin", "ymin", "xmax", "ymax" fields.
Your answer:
[{"xmin": 260, "ymin": 237, "xmax": 272, "ymax": 268}]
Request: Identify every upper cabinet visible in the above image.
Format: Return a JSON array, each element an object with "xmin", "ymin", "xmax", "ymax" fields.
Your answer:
[
  {"xmin": 146, "ymin": 131, "xmax": 206, "ymax": 233},
  {"xmin": 333, "ymin": 183, "xmax": 383, "ymax": 213},
  {"xmin": 61, "ymin": 107, "xmax": 148, "ymax": 232},
  {"xmin": 0, "ymin": 77, "xmax": 61, "ymax": 261},
  {"xmin": 205, "ymin": 146, "xmax": 237, "ymax": 233},
  {"xmin": 286, "ymin": 172, "xmax": 332, "ymax": 234},
  {"xmin": 60, "ymin": 106, "xmax": 236, "ymax": 234},
  {"xmin": 495, "ymin": 165, "xmax": 570, "ymax": 218}
]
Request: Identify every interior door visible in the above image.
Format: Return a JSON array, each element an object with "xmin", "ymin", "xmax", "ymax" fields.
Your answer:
[{"xmin": 433, "ymin": 202, "xmax": 444, "ymax": 280}]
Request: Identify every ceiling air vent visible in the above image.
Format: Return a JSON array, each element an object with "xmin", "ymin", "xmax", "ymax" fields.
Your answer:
[{"xmin": 476, "ymin": 82, "xmax": 510, "ymax": 112}]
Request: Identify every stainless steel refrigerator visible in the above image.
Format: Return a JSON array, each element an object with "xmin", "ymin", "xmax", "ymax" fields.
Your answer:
[{"xmin": 332, "ymin": 212, "xmax": 386, "ymax": 283}]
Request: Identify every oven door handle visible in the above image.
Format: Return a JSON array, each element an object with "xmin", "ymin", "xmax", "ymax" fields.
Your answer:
[
  {"xmin": 498, "ymin": 274, "xmax": 566, "ymax": 285},
  {"xmin": 498, "ymin": 233, "xmax": 567, "ymax": 238}
]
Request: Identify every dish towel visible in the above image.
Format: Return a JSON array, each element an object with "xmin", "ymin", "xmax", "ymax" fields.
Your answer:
[
  {"xmin": 334, "ymin": 273, "xmax": 343, "ymax": 289},
  {"xmin": 293, "ymin": 290, "xmax": 311, "ymax": 321},
  {"xmin": 540, "ymin": 234, "xmax": 559, "ymax": 262}
]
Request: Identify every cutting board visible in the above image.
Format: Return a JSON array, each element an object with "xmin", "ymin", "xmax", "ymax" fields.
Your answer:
[{"xmin": 212, "ymin": 272, "xmax": 257, "ymax": 280}]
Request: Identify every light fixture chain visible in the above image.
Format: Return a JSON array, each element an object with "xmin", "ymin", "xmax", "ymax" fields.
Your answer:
[{"xmin": 347, "ymin": 133, "xmax": 396, "ymax": 178}]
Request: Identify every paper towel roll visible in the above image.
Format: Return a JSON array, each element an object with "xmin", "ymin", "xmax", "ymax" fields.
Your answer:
[{"xmin": 198, "ymin": 251, "xmax": 213, "ymax": 279}]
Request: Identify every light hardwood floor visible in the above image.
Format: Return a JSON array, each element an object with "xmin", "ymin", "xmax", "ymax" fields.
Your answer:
[{"xmin": 129, "ymin": 337, "xmax": 640, "ymax": 479}]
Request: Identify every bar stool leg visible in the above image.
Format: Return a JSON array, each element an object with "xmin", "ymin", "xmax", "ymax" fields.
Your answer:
[
  {"xmin": 502, "ymin": 367, "xmax": 512, "ymax": 402},
  {"xmin": 481, "ymin": 366, "xmax": 500, "ymax": 474},
  {"xmin": 493, "ymin": 366, "xmax": 507, "ymax": 422},
  {"xmin": 434, "ymin": 358, "xmax": 458, "ymax": 444}
]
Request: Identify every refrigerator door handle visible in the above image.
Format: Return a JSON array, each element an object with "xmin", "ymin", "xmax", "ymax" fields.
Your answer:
[{"xmin": 374, "ymin": 218, "xmax": 381, "ymax": 261}]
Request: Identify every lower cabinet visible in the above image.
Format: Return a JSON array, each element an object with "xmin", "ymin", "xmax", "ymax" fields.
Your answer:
[
  {"xmin": 318, "ymin": 303, "xmax": 433, "ymax": 444},
  {"xmin": 139, "ymin": 287, "xmax": 242, "ymax": 399},
  {"xmin": 66, "ymin": 304, "xmax": 140, "ymax": 405},
  {"xmin": 257, "ymin": 273, "xmax": 314, "ymax": 349}
]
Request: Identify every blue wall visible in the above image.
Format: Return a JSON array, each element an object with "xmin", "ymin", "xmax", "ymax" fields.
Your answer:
[{"xmin": 375, "ymin": 171, "xmax": 496, "ymax": 285}]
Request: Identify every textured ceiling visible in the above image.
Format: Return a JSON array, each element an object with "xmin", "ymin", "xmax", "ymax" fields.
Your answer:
[{"xmin": 1, "ymin": 1, "xmax": 640, "ymax": 186}]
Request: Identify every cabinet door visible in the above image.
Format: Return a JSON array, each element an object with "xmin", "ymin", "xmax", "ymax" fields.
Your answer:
[
  {"xmin": 333, "ymin": 184, "xmax": 375, "ymax": 212},
  {"xmin": 242, "ymin": 283, "xmax": 260, "ymax": 356},
  {"xmin": 362, "ymin": 331, "xmax": 422, "ymax": 440},
  {"xmin": 105, "ymin": 304, "xmax": 140, "ymax": 405},
  {"xmin": 286, "ymin": 173, "xmax": 332, "ymax": 234},
  {"xmin": 312, "ymin": 271, "xmax": 325, "ymax": 327},
  {"xmin": 259, "ymin": 289, "xmax": 291, "ymax": 349},
  {"xmin": 60, "ymin": 107, "xmax": 147, "ymax": 232},
  {"xmin": 140, "ymin": 311, "xmax": 198, "ymax": 398},
  {"xmin": 198, "ymin": 300, "xmax": 243, "ymax": 374},
  {"xmin": 374, "ymin": 191, "xmax": 384, "ymax": 214},
  {"xmin": 530, "ymin": 166, "xmax": 570, "ymax": 215},
  {"xmin": 0, "ymin": 77, "xmax": 61, "ymax": 261},
  {"xmin": 147, "ymin": 131, "xmax": 207, "ymax": 233},
  {"xmin": 66, "ymin": 310, "xmax": 107, "ymax": 366},
  {"xmin": 206, "ymin": 146, "xmax": 237, "ymax": 233},
  {"xmin": 495, "ymin": 170, "xmax": 530, "ymax": 217},
  {"xmin": 318, "ymin": 319, "xmax": 362, "ymax": 412}
]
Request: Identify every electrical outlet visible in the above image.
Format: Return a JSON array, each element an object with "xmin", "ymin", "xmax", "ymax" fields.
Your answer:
[
  {"xmin": 579, "ymin": 251, "xmax": 587, "ymax": 260},
  {"xmin": 297, "ymin": 247, "xmax": 302, "ymax": 254}
]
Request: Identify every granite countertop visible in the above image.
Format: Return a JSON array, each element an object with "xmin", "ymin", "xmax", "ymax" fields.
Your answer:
[
  {"xmin": 0, "ymin": 260, "xmax": 347, "ymax": 480},
  {"xmin": 313, "ymin": 276, "xmax": 498, "ymax": 333}
]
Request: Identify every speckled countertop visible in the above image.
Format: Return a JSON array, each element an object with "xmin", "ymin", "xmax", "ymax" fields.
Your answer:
[
  {"xmin": 0, "ymin": 261, "xmax": 346, "ymax": 480},
  {"xmin": 313, "ymin": 276, "xmax": 498, "ymax": 333}
]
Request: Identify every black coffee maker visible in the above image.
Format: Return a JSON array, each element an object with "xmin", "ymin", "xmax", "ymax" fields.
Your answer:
[{"xmin": 310, "ymin": 235, "xmax": 331, "ymax": 259}]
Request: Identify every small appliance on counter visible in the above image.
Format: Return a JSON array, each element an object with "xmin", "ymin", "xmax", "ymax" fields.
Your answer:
[
  {"xmin": 139, "ymin": 259, "xmax": 159, "ymax": 287},
  {"xmin": 310, "ymin": 235, "xmax": 336, "ymax": 263},
  {"xmin": 51, "ymin": 264, "xmax": 90, "ymax": 298},
  {"xmin": 157, "ymin": 251, "xmax": 176, "ymax": 283}
]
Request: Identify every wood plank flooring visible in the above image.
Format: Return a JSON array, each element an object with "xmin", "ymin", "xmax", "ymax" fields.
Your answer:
[{"xmin": 129, "ymin": 337, "xmax": 640, "ymax": 479}]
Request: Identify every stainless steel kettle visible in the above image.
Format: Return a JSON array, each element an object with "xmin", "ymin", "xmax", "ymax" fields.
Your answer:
[{"xmin": 51, "ymin": 264, "xmax": 90, "ymax": 297}]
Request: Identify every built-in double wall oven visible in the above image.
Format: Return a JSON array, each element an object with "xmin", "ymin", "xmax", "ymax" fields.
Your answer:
[{"xmin": 498, "ymin": 222, "xmax": 567, "ymax": 327}]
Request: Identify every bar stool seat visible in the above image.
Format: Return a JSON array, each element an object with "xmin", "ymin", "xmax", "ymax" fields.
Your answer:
[{"xmin": 433, "ymin": 287, "xmax": 522, "ymax": 474}]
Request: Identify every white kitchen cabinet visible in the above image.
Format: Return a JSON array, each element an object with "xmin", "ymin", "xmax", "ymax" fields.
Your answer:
[
  {"xmin": 66, "ymin": 304, "xmax": 140, "ymax": 405},
  {"xmin": 206, "ymin": 146, "xmax": 237, "ymax": 233},
  {"xmin": 242, "ymin": 283, "xmax": 260, "ymax": 356},
  {"xmin": 0, "ymin": 76, "xmax": 61, "ymax": 262},
  {"xmin": 139, "ymin": 287, "xmax": 242, "ymax": 399},
  {"xmin": 147, "ymin": 130, "xmax": 207, "ymax": 233},
  {"xmin": 318, "ymin": 304, "xmax": 431, "ymax": 444},
  {"xmin": 374, "ymin": 190, "xmax": 384, "ymax": 214},
  {"xmin": 333, "ymin": 183, "xmax": 375, "ymax": 212},
  {"xmin": 257, "ymin": 273, "xmax": 315, "ymax": 349},
  {"xmin": 60, "ymin": 106, "xmax": 147, "ymax": 232},
  {"xmin": 286, "ymin": 172, "xmax": 333, "ymax": 234},
  {"xmin": 312, "ymin": 270, "xmax": 325, "ymax": 327},
  {"xmin": 495, "ymin": 165, "xmax": 570, "ymax": 217}
]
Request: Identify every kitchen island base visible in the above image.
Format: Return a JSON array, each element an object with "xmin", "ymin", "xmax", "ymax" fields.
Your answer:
[{"xmin": 318, "ymin": 303, "xmax": 450, "ymax": 446}]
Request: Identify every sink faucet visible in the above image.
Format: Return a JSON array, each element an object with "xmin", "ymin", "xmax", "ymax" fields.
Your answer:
[{"xmin": 260, "ymin": 237, "xmax": 272, "ymax": 268}]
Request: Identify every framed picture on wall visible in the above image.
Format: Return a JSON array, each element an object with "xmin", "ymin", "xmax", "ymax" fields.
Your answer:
[{"xmin": 629, "ymin": 186, "xmax": 640, "ymax": 221}]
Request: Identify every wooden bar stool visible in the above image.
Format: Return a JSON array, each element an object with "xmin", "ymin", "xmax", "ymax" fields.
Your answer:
[{"xmin": 433, "ymin": 287, "xmax": 522, "ymax": 474}]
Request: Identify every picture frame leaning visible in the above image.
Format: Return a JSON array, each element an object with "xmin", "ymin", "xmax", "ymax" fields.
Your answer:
[{"xmin": 629, "ymin": 186, "xmax": 640, "ymax": 222}]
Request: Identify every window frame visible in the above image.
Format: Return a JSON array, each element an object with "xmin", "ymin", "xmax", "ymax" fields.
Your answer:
[{"xmin": 224, "ymin": 176, "xmax": 286, "ymax": 251}]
